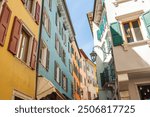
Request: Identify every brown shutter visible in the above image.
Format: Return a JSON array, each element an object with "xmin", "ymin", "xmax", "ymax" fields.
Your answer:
[
  {"xmin": 30, "ymin": 38, "xmax": 37, "ymax": 69},
  {"xmin": 35, "ymin": 2, "xmax": 40, "ymax": 24},
  {"xmin": 21, "ymin": 0, "xmax": 25, "ymax": 4},
  {"xmin": 0, "ymin": 3, "xmax": 12, "ymax": 46},
  {"xmin": 8, "ymin": 16, "xmax": 22, "ymax": 55}
]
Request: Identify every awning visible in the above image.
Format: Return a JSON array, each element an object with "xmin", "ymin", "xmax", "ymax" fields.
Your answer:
[{"xmin": 37, "ymin": 76, "xmax": 66, "ymax": 100}]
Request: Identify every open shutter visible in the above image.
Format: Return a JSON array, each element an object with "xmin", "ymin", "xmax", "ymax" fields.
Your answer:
[
  {"xmin": 142, "ymin": 10, "xmax": 150, "ymax": 38},
  {"xmin": 35, "ymin": 2, "xmax": 40, "ymax": 24},
  {"xmin": 0, "ymin": 3, "xmax": 11, "ymax": 46},
  {"xmin": 97, "ymin": 30, "xmax": 101, "ymax": 41},
  {"xmin": 46, "ymin": 49, "xmax": 50, "ymax": 70},
  {"xmin": 8, "ymin": 16, "xmax": 22, "ymax": 55},
  {"xmin": 30, "ymin": 38, "xmax": 37, "ymax": 69},
  {"xmin": 21, "ymin": 0, "xmax": 25, "ymax": 4},
  {"xmin": 110, "ymin": 22, "xmax": 123, "ymax": 46}
]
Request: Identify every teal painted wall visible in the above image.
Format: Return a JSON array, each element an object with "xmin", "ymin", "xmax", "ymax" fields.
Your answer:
[{"xmin": 39, "ymin": 0, "xmax": 73, "ymax": 99}]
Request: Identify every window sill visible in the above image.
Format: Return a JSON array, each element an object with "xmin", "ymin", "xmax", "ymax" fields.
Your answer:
[
  {"xmin": 39, "ymin": 62, "xmax": 48, "ymax": 71},
  {"xmin": 15, "ymin": 57, "xmax": 34, "ymax": 70},
  {"xmin": 122, "ymin": 40, "xmax": 150, "ymax": 50},
  {"xmin": 23, "ymin": 5, "xmax": 38, "ymax": 25},
  {"xmin": 113, "ymin": 0, "xmax": 134, "ymax": 7}
]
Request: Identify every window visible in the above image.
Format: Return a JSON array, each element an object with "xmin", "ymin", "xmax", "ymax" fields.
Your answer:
[
  {"xmin": 102, "ymin": 43, "xmax": 106, "ymax": 61},
  {"xmin": 74, "ymin": 79, "xmax": 77, "ymax": 92},
  {"xmin": 8, "ymin": 17, "xmax": 37, "ymax": 69},
  {"xmin": 122, "ymin": 19, "xmax": 143, "ymax": 43},
  {"xmin": 54, "ymin": 61, "xmax": 61, "ymax": 85},
  {"xmin": 138, "ymin": 85, "xmax": 150, "ymax": 100},
  {"xmin": 62, "ymin": 73, "xmax": 68, "ymax": 92},
  {"xmin": 59, "ymin": 22, "xmax": 61, "ymax": 35},
  {"xmin": 55, "ymin": 34, "xmax": 59, "ymax": 54},
  {"xmin": 84, "ymin": 78, "xmax": 86, "ymax": 86},
  {"xmin": 63, "ymin": 33, "xmax": 67, "ymax": 46},
  {"xmin": 68, "ymin": 42, "xmax": 70, "ymax": 53},
  {"xmin": 25, "ymin": 0, "xmax": 34, "ymax": 14},
  {"xmin": 39, "ymin": 40, "xmax": 50, "ymax": 70},
  {"xmin": 43, "ymin": 9, "xmax": 51, "ymax": 36},
  {"xmin": 88, "ymin": 91, "xmax": 91, "ymax": 100},
  {"xmin": 13, "ymin": 90, "xmax": 32, "ymax": 100},
  {"xmin": 55, "ymin": 12, "xmax": 58, "ymax": 26},
  {"xmin": 48, "ymin": 0, "xmax": 52, "ymax": 11},
  {"xmin": 69, "ymin": 60, "xmax": 72, "ymax": 73},
  {"xmin": 62, "ymin": 50, "xmax": 66, "ymax": 65},
  {"xmin": 57, "ymin": 6, "xmax": 61, "ymax": 17},
  {"xmin": 17, "ymin": 29, "xmax": 30, "ymax": 63}
]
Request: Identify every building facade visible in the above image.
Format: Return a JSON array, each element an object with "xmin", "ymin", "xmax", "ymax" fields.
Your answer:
[
  {"xmin": 0, "ymin": 0, "xmax": 40, "ymax": 99},
  {"xmin": 71, "ymin": 40, "xmax": 81, "ymax": 100},
  {"xmin": 89, "ymin": 0, "xmax": 150, "ymax": 100},
  {"xmin": 86, "ymin": 59, "xmax": 98, "ymax": 100},
  {"xmin": 37, "ymin": 0, "xmax": 74, "ymax": 100},
  {"xmin": 79, "ymin": 49, "xmax": 88, "ymax": 100},
  {"xmin": 105, "ymin": 0, "xmax": 150, "ymax": 100},
  {"xmin": 87, "ymin": 0, "xmax": 116, "ymax": 100}
]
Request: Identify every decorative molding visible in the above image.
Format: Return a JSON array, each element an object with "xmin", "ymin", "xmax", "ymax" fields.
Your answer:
[{"xmin": 113, "ymin": 0, "xmax": 137, "ymax": 7}]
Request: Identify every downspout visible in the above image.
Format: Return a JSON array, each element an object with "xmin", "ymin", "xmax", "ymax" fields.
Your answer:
[{"xmin": 35, "ymin": 0, "xmax": 44, "ymax": 100}]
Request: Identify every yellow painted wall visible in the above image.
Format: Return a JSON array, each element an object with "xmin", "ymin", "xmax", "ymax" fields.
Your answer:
[
  {"xmin": 71, "ymin": 41, "xmax": 81, "ymax": 100},
  {"xmin": 0, "ymin": 0, "xmax": 39, "ymax": 99}
]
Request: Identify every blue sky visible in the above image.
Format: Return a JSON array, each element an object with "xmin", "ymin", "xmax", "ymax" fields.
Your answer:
[{"xmin": 66, "ymin": 0, "xmax": 94, "ymax": 58}]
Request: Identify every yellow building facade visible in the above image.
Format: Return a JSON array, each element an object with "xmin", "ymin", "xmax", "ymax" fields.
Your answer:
[{"xmin": 0, "ymin": 0, "xmax": 40, "ymax": 99}]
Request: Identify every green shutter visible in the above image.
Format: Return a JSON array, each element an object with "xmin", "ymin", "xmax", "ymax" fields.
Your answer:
[
  {"xmin": 97, "ymin": 30, "xmax": 101, "ymax": 40},
  {"xmin": 110, "ymin": 22, "xmax": 123, "ymax": 46},
  {"xmin": 142, "ymin": 10, "xmax": 150, "ymax": 38}
]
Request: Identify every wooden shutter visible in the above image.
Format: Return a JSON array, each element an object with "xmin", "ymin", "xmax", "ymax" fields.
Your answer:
[
  {"xmin": 54, "ymin": 61, "xmax": 57, "ymax": 80},
  {"xmin": 142, "ymin": 10, "xmax": 150, "ymax": 38},
  {"xmin": 97, "ymin": 30, "xmax": 101, "ymax": 41},
  {"xmin": 8, "ymin": 16, "xmax": 22, "ymax": 55},
  {"xmin": 0, "ymin": 3, "xmax": 11, "ymax": 46},
  {"xmin": 21, "ymin": 0, "xmax": 25, "ymax": 4},
  {"xmin": 110, "ymin": 22, "xmax": 123, "ymax": 46},
  {"xmin": 35, "ymin": 2, "xmax": 40, "ymax": 24},
  {"xmin": 46, "ymin": 49, "xmax": 50, "ymax": 70},
  {"xmin": 30, "ymin": 38, "xmax": 37, "ymax": 69}
]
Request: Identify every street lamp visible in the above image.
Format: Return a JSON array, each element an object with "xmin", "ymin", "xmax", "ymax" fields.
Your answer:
[{"xmin": 90, "ymin": 45, "xmax": 111, "ymax": 62}]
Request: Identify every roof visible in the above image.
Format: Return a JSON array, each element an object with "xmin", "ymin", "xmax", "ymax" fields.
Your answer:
[{"xmin": 80, "ymin": 49, "xmax": 88, "ymax": 59}]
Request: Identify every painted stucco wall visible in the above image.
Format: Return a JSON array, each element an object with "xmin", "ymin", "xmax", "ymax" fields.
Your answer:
[
  {"xmin": 0, "ymin": 0, "xmax": 39, "ymax": 99},
  {"xmin": 39, "ymin": 0, "xmax": 73, "ymax": 99}
]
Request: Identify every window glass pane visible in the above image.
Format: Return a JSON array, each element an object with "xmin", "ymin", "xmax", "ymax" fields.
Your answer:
[
  {"xmin": 19, "ymin": 29, "xmax": 30, "ymax": 63},
  {"xmin": 123, "ymin": 23, "xmax": 134, "ymax": 43},
  {"xmin": 132, "ymin": 21, "xmax": 143, "ymax": 41}
]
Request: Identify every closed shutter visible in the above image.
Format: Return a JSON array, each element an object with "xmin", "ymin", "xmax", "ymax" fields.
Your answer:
[
  {"xmin": 46, "ymin": 49, "xmax": 50, "ymax": 70},
  {"xmin": 30, "ymin": 38, "xmax": 37, "ymax": 69},
  {"xmin": 21, "ymin": 0, "xmax": 25, "ymax": 4},
  {"xmin": 58, "ymin": 68, "xmax": 61, "ymax": 85},
  {"xmin": 0, "ymin": 3, "xmax": 11, "ymax": 46},
  {"xmin": 54, "ymin": 61, "xmax": 57, "ymax": 81},
  {"xmin": 110, "ymin": 22, "xmax": 123, "ymax": 46},
  {"xmin": 8, "ymin": 16, "xmax": 22, "ymax": 55},
  {"xmin": 142, "ymin": 10, "xmax": 150, "ymax": 38},
  {"xmin": 35, "ymin": 2, "xmax": 40, "ymax": 24}
]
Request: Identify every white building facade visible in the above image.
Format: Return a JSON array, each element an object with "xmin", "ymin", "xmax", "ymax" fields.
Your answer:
[{"xmin": 89, "ymin": 0, "xmax": 150, "ymax": 100}]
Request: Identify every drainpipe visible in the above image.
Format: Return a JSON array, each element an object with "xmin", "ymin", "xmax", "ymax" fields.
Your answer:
[{"xmin": 35, "ymin": 0, "xmax": 44, "ymax": 100}]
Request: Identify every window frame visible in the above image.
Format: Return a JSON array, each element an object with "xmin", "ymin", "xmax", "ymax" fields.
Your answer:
[
  {"xmin": 16, "ymin": 23, "xmax": 34, "ymax": 66},
  {"xmin": 43, "ymin": 8, "xmax": 51, "ymax": 36},
  {"xmin": 12, "ymin": 90, "xmax": 32, "ymax": 100},
  {"xmin": 39, "ymin": 40, "xmax": 49, "ymax": 69},
  {"xmin": 54, "ymin": 61, "xmax": 61, "ymax": 85},
  {"xmin": 122, "ymin": 18, "xmax": 143, "ymax": 43},
  {"xmin": 62, "ymin": 72, "xmax": 68, "ymax": 92}
]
